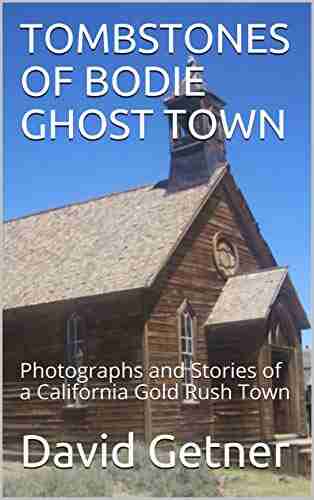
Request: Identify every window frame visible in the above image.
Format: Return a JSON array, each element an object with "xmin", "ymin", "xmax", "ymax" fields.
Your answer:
[
  {"xmin": 66, "ymin": 313, "xmax": 86, "ymax": 366},
  {"xmin": 267, "ymin": 299, "xmax": 298, "ymax": 350},
  {"xmin": 177, "ymin": 299, "xmax": 198, "ymax": 404},
  {"xmin": 64, "ymin": 312, "xmax": 87, "ymax": 409}
]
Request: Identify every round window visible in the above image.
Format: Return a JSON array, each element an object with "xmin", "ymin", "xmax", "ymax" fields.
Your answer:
[{"xmin": 213, "ymin": 232, "xmax": 239, "ymax": 279}]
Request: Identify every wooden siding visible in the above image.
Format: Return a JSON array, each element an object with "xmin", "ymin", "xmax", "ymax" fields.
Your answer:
[
  {"xmin": 3, "ymin": 173, "xmax": 307, "ymax": 456},
  {"xmin": 4, "ymin": 301, "xmax": 145, "ymax": 457},
  {"xmin": 145, "ymin": 184, "xmax": 265, "ymax": 444}
]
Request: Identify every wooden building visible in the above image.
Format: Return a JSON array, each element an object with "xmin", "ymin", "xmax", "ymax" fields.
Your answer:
[
  {"xmin": 3, "ymin": 59, "xmax": 310, "ymax": 461},
  {"xmin": 303, "ymin": 347, "xmax": 312, "ymax": 435}
]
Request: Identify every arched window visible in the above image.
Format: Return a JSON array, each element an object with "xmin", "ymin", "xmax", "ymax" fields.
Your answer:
[
  {"xmin": 66, "ymin": 313, "xmax": 86, "ymax": 368},
  {"xmin": 178, "ymin": 300, "xmax": 196, "ymax": 391},
  {"xmin": 268, "ymin": 320, "xmax": 282, "ymax": 346},
  {"xmin": 65, "ymin": 313, "xmax": 86, "ymax": 408},
  {"xmin": 267, "ymin": 297, "xmax": 298, "ymax": 349}
]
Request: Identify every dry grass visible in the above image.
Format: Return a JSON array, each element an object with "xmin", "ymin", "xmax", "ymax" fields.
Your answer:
[
  {"xmin": 3, "ymin": 454, "xmax": 311, "ymax": 497},
  {"xmin": 3, "ymin": 443, "xmax": 217, "ymax": 497},
  {"xmin": 212, "ymin": 467, "xmax": 311, "ymax": 497}
]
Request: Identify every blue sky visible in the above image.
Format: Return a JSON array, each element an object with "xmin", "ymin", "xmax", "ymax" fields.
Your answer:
[{"xmin": 4, "ymin": 3, "xmax": 311, "ymax": 345}]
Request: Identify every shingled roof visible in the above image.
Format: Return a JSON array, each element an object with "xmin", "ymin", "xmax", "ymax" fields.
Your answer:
[
  {"xmin": 205, "ymin": 268, "xmax": 310, "ymax": 329},
  {"xmin": 4, "ymin": 165, "xmax": 227, "ymax": 310}
]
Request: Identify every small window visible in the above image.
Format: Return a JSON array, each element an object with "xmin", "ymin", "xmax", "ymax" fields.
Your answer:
[
  {"xmin": 267, "ymin": 310, "xmax": 292, "ymax": 348},
  {"xmin": 178, "ymin": 300, "xmax": 196, "ymax": 398},
  {"xmin": 66, "ymin": 313, "xmax": 85, "ymax": 367},
  {"xmin": 268, "ymin": 320, "xmax": 280, "ymax": 345},
  {"xmin": 65, "ymin": 313, "xmax": 86, "ymax": 408}
]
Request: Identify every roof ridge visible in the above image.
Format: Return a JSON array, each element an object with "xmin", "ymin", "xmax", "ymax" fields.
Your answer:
[
  {"xmin": 232, "ymin": 266, "xmax": 288, "ymax": 279},
  {"xmin": 5, "ymin": 181, "xmax": 159, "ymax": 224}
]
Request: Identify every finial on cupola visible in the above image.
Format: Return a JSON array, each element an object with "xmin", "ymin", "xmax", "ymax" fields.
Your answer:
[
  {"xmin": 178, "ymin": 55, "xmax": 206, "ymax": 96},
  {"xmin": 187, "ymin": 54, "xmax": 197, "ymax": 66},
  {"xmin": 164, "ymin": 57, "xmax": 227, "ymax": 193}
]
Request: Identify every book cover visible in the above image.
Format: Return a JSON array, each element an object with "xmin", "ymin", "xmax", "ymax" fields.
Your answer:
[{"xmin": 2, "ymin": 0, "xmax": 312, "ymax": 497}]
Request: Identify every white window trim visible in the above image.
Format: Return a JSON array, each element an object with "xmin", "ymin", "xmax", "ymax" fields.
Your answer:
[{"xmin": 177, "ymin": 300, "xmax": 198, "ymax": 404}]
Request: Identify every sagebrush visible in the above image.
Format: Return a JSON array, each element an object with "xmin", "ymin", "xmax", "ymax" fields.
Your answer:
[{"xmin": 3, "ymin": 442, "xmax": 218, "ymax": 497}]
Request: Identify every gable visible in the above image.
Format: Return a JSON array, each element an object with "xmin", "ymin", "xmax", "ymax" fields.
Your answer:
[
  {"xmin": 148, "ymin": 169, "xmax": 308, "ymax": 331},
  {"xmin": 150, "ymin": 169, "xmax": 270, "ymax": 300},
  {"xmin": 147, "ymin": 174, "xmax": 265, "ymax": 321}
]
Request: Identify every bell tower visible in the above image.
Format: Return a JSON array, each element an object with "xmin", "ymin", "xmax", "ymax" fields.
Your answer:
[{"xmin": 165, "ymin": 57, "xmax": 227, "ymax": 192}]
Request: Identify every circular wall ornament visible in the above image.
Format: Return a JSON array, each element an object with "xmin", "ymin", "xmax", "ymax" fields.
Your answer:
[{"xmin": 213, "ymin": 232, "xmax": 239, "ymax": 279}]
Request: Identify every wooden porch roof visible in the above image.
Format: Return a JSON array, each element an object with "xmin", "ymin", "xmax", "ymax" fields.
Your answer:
[{"xmin": 205, "ymin": 268, "xmax": 310, "ymax": 330}]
